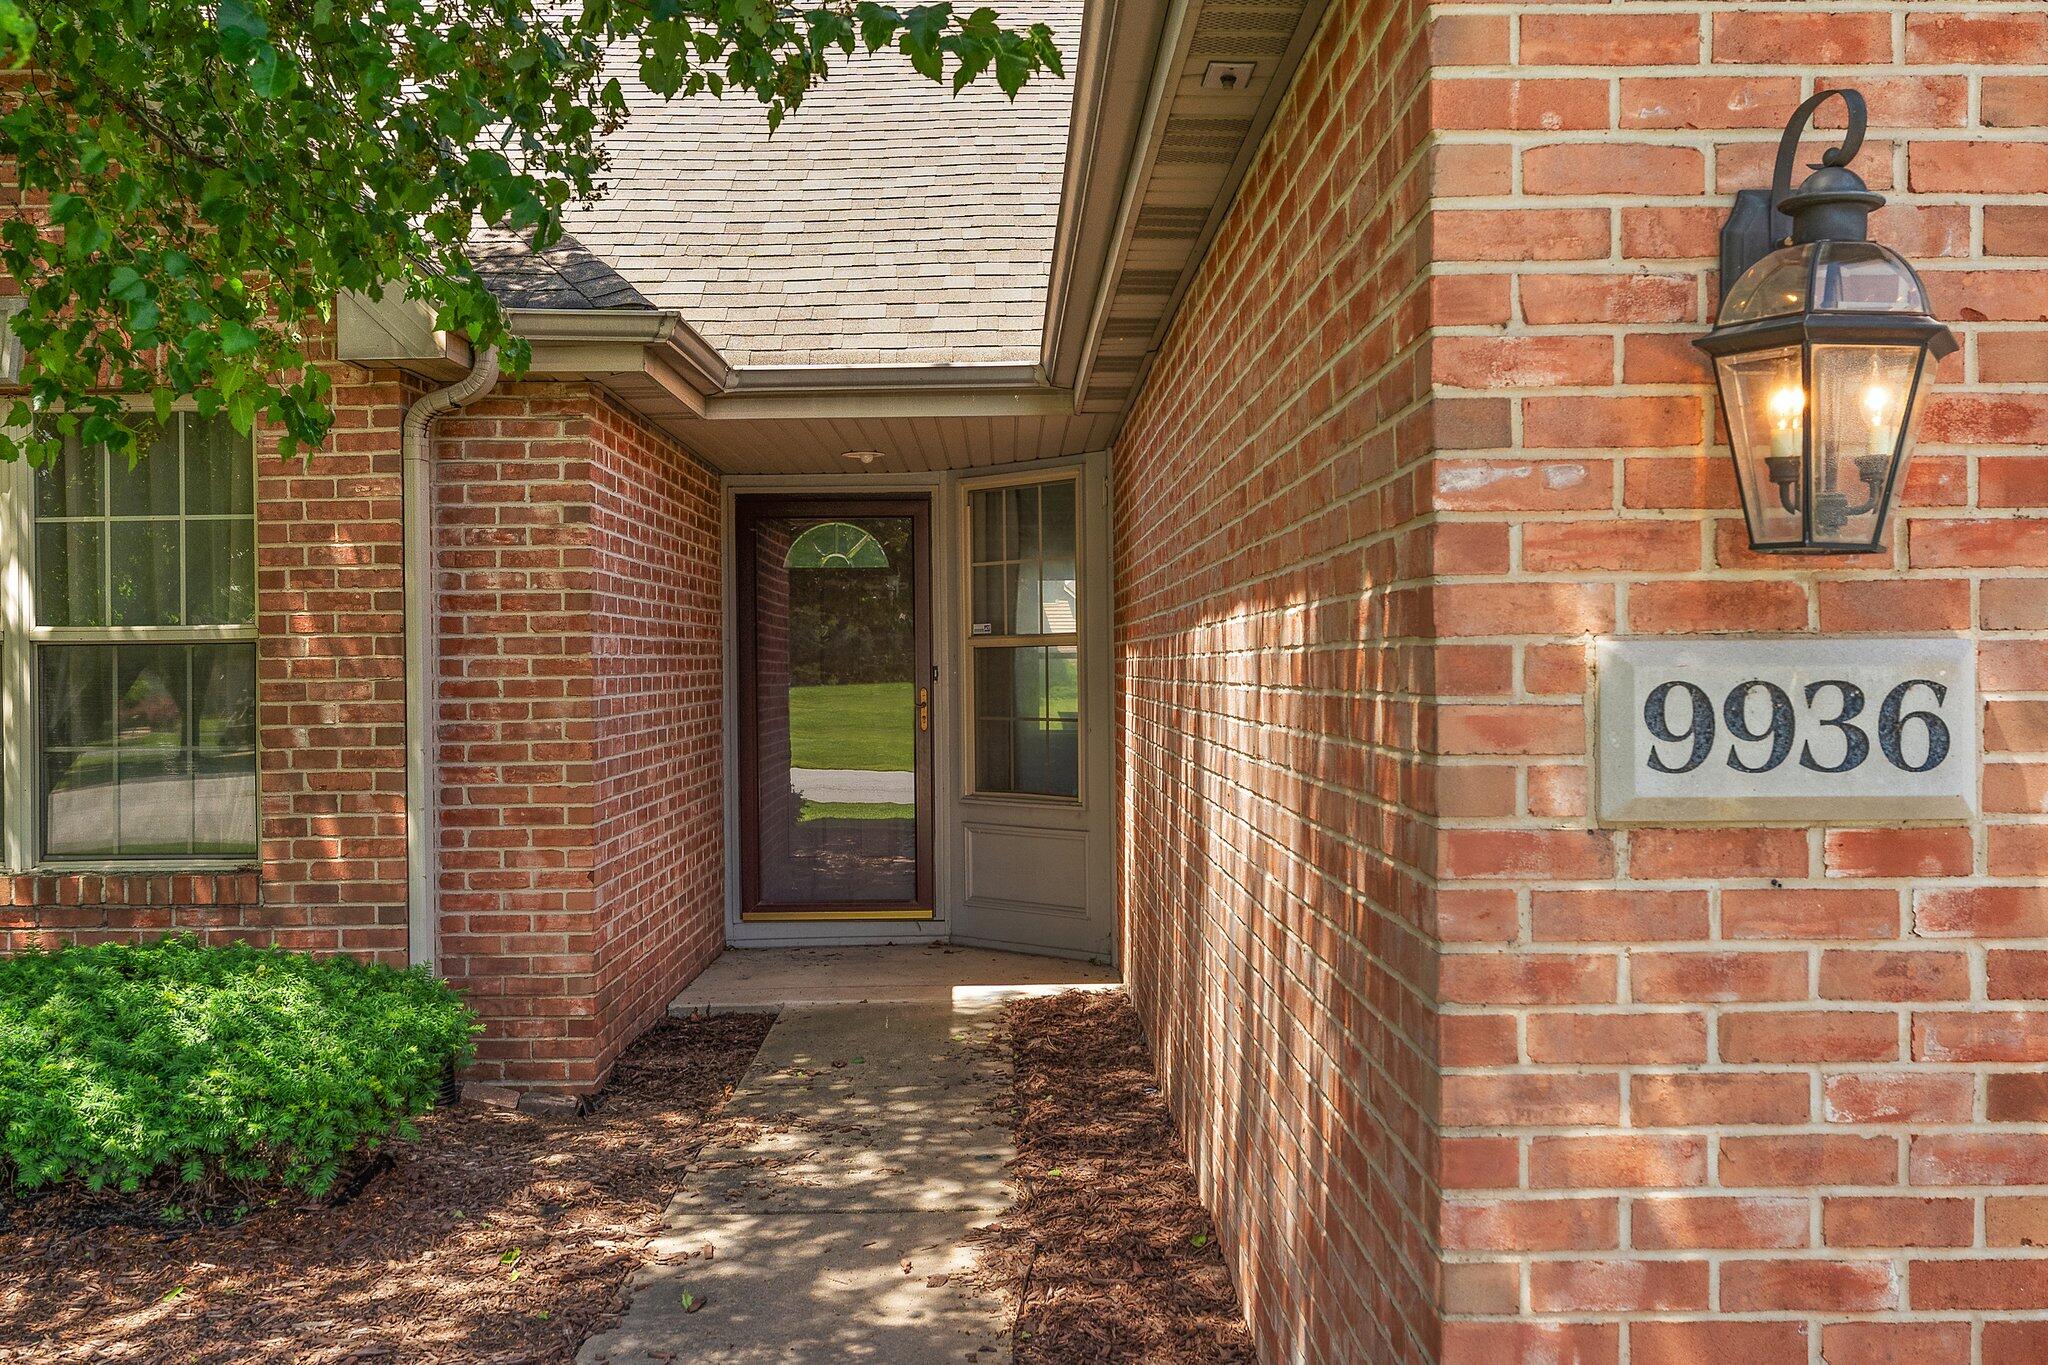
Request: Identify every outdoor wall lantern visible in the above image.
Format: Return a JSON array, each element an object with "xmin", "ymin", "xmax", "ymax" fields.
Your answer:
[{"xmin": 1696, "ymin": 88, "xmax": 1956, "ymax": 554}]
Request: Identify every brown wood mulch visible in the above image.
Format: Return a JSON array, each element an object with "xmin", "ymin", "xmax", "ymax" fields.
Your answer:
[
  {"xmin": 972, "ymin": 989, "xmax": 1257, "ymax": 1363},
  {"xmin": 0, "ymin": 1013, "xmax": 772, "ymax": 1365}
]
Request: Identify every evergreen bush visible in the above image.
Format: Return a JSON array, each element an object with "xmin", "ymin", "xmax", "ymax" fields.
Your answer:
[{"xmin": 0, "ymin": 937, "xmax": 476, "ymax": 1198}]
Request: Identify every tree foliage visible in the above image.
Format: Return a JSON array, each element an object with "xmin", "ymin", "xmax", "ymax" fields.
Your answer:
[{"xmin": 0, "ymin": 0, "xmax": 1061, "ymax": 465}]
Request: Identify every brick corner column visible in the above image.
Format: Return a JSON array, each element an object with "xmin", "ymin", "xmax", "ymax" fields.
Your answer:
[{"xmin": 1426, "ymin": 9, "xmax": 2048, "ymax": 1363}]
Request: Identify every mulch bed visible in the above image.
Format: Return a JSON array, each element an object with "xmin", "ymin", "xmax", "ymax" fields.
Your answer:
[
  {"xmin": 973, "ymin": 989, "xmax": 1256, "ymax": 1363},
  {"xmin": 0, "ymin": 1013, "xmax": 772, "ymax": 1365}
]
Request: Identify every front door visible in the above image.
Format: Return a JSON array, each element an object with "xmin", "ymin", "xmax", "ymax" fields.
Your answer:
[{"xmin": 735, "ymin": 496, "xmax": 934, "ymax": 919}]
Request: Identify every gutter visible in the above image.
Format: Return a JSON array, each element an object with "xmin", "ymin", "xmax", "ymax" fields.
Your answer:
[
  {"xmin": 1038, "ymin": 0, "xmax": 1177, "ymax": 388},
  {"xmin": 504, "ymin": 307, "xmax": 735, "ymax": 395},
  {"xmin": 725, "ymin": 361, "xmax": 1049, "ymax": 395},
  {"xmin": 403, "ymin": 345, "xmax": 502, "ymax": 971}
]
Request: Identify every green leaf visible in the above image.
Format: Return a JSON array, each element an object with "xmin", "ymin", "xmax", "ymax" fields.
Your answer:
[
  {"xmin": 249, "ymin": 45, "xmax": 297, "ymax": 98},
  {"xmin": 215, "ymin": 0, "xmax": 269, "ymax": 58},
  {"xmin": 106, "ymin": 266, "xmax": 147, "ymax": 304},
  {"xmin": 218, "ymin": 321, "xmax": 260, "ymax": 357},
  {"xmin": 0, "ymin": 1, "xmax": 36, "ymax": 64}
]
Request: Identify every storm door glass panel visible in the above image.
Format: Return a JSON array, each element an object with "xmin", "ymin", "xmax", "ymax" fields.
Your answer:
[
  {"xmin": 968, "ymin": 477, "xmax": 1081, "ymax": 798},
  {"xmin": 751, "ymin": 515, "xmax": 919, "ymax": 905}
]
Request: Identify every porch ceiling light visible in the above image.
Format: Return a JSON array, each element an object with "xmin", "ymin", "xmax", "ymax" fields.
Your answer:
[{"xmin": 1696, "ymin": 88, "xmax": 1956, "ymax": 555}]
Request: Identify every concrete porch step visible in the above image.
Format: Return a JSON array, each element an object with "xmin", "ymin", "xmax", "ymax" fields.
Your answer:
[{"xmin": 667, "ymin": 944, "xmax": 1119, "ymax": 1014}]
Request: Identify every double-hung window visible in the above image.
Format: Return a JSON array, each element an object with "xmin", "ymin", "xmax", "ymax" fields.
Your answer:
[{"xmin": 10, "ymin": 412, "xmax": 258, "ymax": 863}]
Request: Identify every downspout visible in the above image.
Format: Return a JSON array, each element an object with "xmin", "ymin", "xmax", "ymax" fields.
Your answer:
[{"xmin": 403, "ymin": 345, "xmax": 501, "ymax": 970}]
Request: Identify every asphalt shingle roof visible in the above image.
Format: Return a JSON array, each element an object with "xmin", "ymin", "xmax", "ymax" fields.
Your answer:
[
  {"xmin": 469, "ymin": 228, "xmax": 656, "ymax": 310},
  {"xmin": 478, "ymin": 1, "xmax": 1079, "ymax": 368}
]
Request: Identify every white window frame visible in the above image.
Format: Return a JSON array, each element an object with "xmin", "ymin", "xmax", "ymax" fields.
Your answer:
[
  {"xmin": 959, "ymin": 468, "xmax": 1085, "ymax": 805},
  {"xmin": 0, "ymin": 414, "xmax": 260, "ymax": 872}
]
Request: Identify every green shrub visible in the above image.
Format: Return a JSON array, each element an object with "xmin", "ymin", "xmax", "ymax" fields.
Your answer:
[{"xmin": 0, "ymin": 936, "xmax": 477, "ymax": 1198}]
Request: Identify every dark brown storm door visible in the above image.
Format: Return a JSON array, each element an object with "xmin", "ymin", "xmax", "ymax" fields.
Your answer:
[{"xmin": 736, "ymin": 496, "xmax": 934, "ymax": 920}]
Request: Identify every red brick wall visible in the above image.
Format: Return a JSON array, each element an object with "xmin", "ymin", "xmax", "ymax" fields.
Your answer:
[
  {"xmin": 1430, "ymin": 9, "xmax": 2048, "ymax": 1363},
  {"xmin": 587, "ymin": 394, "xmax": 726, "ymax": 1077},
  {"xmin": 3, "ymin": 345, "xmax": 414, "ymax": 962},
  {"xmin": 1111, "ymin": 0, "xmax": 1442, "ymax": 1358},
  {"xmin": 435, "ymin": 382, "xmax": 723, "ymax": 1089}
]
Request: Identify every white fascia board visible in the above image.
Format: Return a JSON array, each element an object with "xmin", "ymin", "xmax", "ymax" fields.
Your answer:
[{"xmin": 707, "ymin": 364, "xmax": 1075, "ymax": 420}]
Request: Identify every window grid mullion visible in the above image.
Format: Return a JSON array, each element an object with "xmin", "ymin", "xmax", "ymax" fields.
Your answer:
[
  {"xmin": 963, "ymin": 474, "xmax": 1082, "ymax": 803},
  {"xmin": 177, "ymin": 418, "xmax": 187, "ymax": 629}
]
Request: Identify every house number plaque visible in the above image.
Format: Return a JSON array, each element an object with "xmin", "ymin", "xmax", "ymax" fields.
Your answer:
[{"xmin": 1595, "ymin": 636, "xmax": 1977, "ymax": 824}]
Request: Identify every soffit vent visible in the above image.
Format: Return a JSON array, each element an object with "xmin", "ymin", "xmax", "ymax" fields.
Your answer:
[
  {"xmin": 1091, "ymin": 354, "xmax": 1144, "ymax": 374},
  {"xmin": 1119, "ymin": 268, "xmax": 1184, "ymax": 295},
  {"xmin": 1133, "ymin": 205, "xmax": 1212, "ymax": 239},
  {"xmin": 1099, "ymin": 316, "xmax": 1159, "ymax": 342},
  {"xmin": 1158, "ymin": 116, "xmax": 1254, "ymax": 165},
  {"xmin": 1188, "ymin": 2, "xmax": 1298, "ymax": 59}
]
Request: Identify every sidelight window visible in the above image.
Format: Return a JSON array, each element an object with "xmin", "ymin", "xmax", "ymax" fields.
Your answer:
[{"xmin": 966, "ymin": 475, "xmax": 1081, "ymax": 799}]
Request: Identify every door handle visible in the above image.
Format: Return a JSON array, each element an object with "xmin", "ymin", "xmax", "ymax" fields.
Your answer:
[{"xmin": 917, "ymin": 686, "xmax": 930, "ymax": 733}]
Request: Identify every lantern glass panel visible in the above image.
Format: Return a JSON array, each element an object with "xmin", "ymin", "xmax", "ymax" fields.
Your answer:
[
  {"xmin": 1812, "ymin": 241, "xmax": 1929, "ymax": 315},
  {"xmin": 1717, "ymin": 345, "xmax": 1806, "ymax": 545},
  {"xmin": 1809, "ymin": 343, "xmax": 1922, "ymax": 547},
  {"xmin": 1721, "ymin": 244, "xmax": 1815, "ymax": 324}
]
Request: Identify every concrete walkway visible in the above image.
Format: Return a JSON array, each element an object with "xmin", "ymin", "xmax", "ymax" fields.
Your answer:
[{"xmin": 579, "ymin": 949, "xmax": 1118, "ymax": 1364}]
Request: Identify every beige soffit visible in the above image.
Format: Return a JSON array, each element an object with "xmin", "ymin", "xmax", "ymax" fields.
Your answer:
[
  {"xmin": 1038, "ymin": 0, "xmax": 1181, "ymax": 389},
  {"xmin": 509, "ymin": 307, "xmax": 733, "ymax": 423},
  {"xmin": 336, "ymin": 290, "xmax": 732, "ymax": 417},
  {"xmin": 1057, "ymin": 0, "xmax": 1334, "ymax": 419}
]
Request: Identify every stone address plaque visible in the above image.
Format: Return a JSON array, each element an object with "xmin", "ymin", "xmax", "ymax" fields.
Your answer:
[{"xmin": 1595, "ymin": 636, "xmax": 1978, "ymax": 825}]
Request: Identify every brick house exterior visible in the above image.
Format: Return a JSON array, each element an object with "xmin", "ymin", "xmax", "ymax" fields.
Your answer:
[
  {"xmin": 1, "ymin": 369, "xmax": 727, "ymax": 1092},
  {"xmin": 1114, "ymin": 0, "xmax": 1441, "ymax": 1355},
  {"xmin": 8, "ymin": 0, "xmax": 2048, "ymax": 1359}
]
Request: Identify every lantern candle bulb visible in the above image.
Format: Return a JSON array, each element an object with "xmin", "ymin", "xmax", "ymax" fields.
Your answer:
[
  {"xmin": 1768, "ymin": 384, "xmax": 1804, "ymax": 460},
  {"xmin": 1863, "ymin": 382, "xmax": 1898, "ymax": 457}
]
